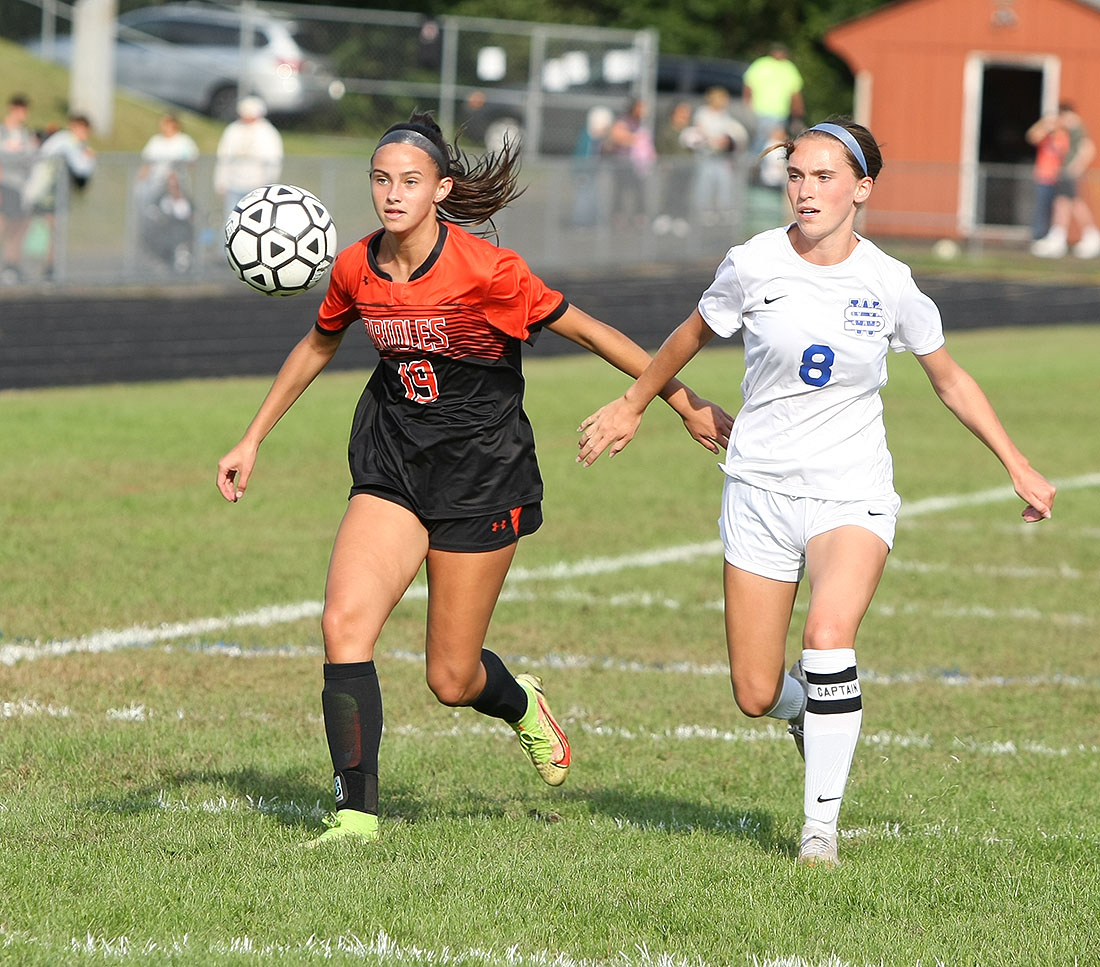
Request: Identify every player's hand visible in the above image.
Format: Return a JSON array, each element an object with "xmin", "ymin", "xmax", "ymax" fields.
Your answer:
[
  {"xmin": 577, "ymin": 397, "xmax": 644, "ymax": 466},
  {"xmin": 678, "ymin": 394, "xmax": 733, "ymax": 455},
  {"xmin": 1013, "ymin": 466, "xmax": 1056, "ymax": 522},
  {"xmin": 216, "ymin": 441, "xmax": 259, "ymax": 502}
]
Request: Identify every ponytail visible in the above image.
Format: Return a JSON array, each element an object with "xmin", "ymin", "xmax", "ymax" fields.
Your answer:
[{"xmin": 373, "ymin": 112, "xmax": 526, "ymax": 235}]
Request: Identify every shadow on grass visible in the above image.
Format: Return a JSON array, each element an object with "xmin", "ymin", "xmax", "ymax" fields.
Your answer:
[
  {"xmin": 79, "ymin": 767, "xmax": 328, "ymax": 830},
  {"xmin": 572, "ymin": 786, "xmax": 787, "ymax": 855},
  {"xmin": 76, "ymin": 771, "xmax": 791, "ymax": 855},
  {"xmin": 76, "ymin": 767, "xmax": 524, "ymax": 836}
]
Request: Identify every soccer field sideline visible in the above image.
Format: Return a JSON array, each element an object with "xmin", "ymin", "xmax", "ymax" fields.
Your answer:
[{"xmin": 4, "ymin": 472, "xmax": 1098, "ymax": 670}]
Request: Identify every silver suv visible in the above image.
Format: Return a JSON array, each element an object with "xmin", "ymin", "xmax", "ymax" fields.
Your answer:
[{"xmin": 30, "ymin": 3, "xmax": 343, "ymax": 120}]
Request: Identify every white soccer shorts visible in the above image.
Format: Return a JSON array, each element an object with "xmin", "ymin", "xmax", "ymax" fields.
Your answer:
[{"xmin": 719, "ymin": 477, "xmax": 901, "ymax": 582}]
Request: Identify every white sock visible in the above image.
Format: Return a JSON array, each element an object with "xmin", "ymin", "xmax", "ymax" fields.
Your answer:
[
  {"xmin": 765, "ymin": 671, "xmax": 806, "ymax": 722},
  {"xmin": 801, "ymin": 648, "xmax": 862, "ymax": 835}
]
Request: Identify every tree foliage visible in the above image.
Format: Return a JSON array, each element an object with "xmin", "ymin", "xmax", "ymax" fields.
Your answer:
[
  {"xmin": 315, "ymin": 0, "xmax": 894, "ymax": 119},
  {"xmin": 0, "ymin": 0, "xmax": 895, "ymax": 122}
]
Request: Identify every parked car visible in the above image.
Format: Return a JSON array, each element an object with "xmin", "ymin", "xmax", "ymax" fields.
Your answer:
[
  {"xmin": 27, "ymin": 3, "xmax": 343, "ymax": 120},
  {"xmin": 459, "ymin": 51, "xmax": 748, "ymax": 156},
  {"xmin": 654, "ymin": 53, "xmax": 751, "ymax": 127}
]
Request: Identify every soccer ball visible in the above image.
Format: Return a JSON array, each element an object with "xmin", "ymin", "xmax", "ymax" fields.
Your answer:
[{"xmin": 224, "ymin": 184, "xmax": 338, "ymax": 296}]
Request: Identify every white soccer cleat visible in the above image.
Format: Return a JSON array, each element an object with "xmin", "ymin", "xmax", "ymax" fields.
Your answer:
[{"xmin": 797, "ymin": 824, "xmax": 840, "ymax": 868}]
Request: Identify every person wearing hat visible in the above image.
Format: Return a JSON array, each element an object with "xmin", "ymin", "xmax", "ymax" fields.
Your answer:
[{"xmin": 213, "ymin": 95, "xmax": 284, "ymax": 220}]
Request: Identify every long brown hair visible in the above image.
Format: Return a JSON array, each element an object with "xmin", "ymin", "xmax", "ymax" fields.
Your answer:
[{"xmin": 373, "ymin": 112, "xmax": 526, "ymax": 235}]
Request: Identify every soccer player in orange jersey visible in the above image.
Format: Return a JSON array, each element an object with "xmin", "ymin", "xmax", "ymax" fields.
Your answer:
[{"xmin": 216, "ymin": 113, "xmax": 733, "ymax": 844}]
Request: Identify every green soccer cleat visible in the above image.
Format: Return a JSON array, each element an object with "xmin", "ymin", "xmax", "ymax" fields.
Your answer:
[
  {"xmin": 511, "ymin": 674, "xmax": 571, "ymax": 786},
  {"xmin": 307, "ymin": 808, "xmax": 379, "ymax": 847}
]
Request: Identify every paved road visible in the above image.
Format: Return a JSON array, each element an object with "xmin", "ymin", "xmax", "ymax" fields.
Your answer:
[{"xmin": 1, "ymin": 269, "xmax": 1097, "ymax": 390}]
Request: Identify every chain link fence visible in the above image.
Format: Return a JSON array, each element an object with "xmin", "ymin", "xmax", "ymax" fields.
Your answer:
[
  {"xmin": 11, "ymin": 151, "xmax": 1057, "ymax": 289},
  {"xmin": 2, "ymin": 0, "xmax": 1079, "ymax": 289},
  {"xmin": 12, "ymin": 0, "xmax": 659, "ymax": 154},
  {"xmin": 28, "ymin": 151, "xmax": 781, "ymax": 286}
]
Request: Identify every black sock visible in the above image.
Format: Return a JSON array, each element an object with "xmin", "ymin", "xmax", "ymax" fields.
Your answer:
[
  {"xmin": 471, "ymin": 649, "xmax": 528, "ymax": 723},
  {"xmin": 321, "ymin": 660, "xmax": 382, "ymax": 815}
]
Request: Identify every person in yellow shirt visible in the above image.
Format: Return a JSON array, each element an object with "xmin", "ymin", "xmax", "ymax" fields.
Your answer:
[{"xmin": 743, "ymin": 43, "xmax": 805, "ymax": 157}]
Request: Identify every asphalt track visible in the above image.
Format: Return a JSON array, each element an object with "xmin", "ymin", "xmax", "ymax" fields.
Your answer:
[{"xmin": 1, "ymin": 269, "xmax": 1098, "ymax": 390}]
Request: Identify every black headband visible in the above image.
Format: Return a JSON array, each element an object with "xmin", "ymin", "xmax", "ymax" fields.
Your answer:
[{"xmin": 373, "ymin": 129, "xmax": 449, "ymax": 175}]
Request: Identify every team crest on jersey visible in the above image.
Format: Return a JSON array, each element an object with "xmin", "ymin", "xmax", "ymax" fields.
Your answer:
[{"xmin": 843, "ymin": 298, "xmax": 885, "ymax": 335}]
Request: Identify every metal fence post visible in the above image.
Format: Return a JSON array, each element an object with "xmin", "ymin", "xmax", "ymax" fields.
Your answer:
[{"xmin": 437, "ymin": 17, "xmax": 459, "ymax": 138}]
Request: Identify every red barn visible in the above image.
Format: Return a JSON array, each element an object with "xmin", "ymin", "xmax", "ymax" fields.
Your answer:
[{"xmin": 824, "ymin": 0, "xmax": 1100, "ymax": 240}]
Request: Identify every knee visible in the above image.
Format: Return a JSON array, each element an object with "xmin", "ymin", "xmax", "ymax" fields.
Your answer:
[
  {"xmin": 802, "ymin": 619, "xmax": 850, "ymax": 653},
  {"xmin": 321, "ymin": 603, "xmax": 372, "ymax": 662},
  {"xmin": 320, "ymin": 603, "xmax": 353, "ymax": 648},
  {"xmin": 730, "ymin": 676, "xmax": 779, "ymax": 718},
  {"xmin": 425, "ymin": 667, "xmax": 480, "ymax": 707}
]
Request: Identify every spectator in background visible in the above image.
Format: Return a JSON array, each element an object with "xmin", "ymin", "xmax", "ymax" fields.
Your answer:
[
  {"xmin": 651, "ymin": 100, "xmax": 694, "ymax": 237},
  {"xmin": 1028, "ymin": 103, "xmax": 1100, "ymax": 259},
  {"xmin": 22, "ymin": 113, "xmax": 96, "ymax": 281},
  {"xmin": 0, "ymin": 94, "xmax": 40, "ymax": 284},
  {"xmin": 1026, "ymin": 108, "xmax": 1067, "ymax": 243},
  {"xmin": 138, "ymin": 113, "xmax": 201, "ymax": 273},
  {"xmin": 742, "ymin": 43, "xmax": 805, "ymax": 161},
  {"xmin": 138, "ymin": 113, "xmax": 200, "ymax": 201},
  {"xmin": 214, "ymin": 96, "xmax": 283, "ymax": 220},
  {"xmin": 682, "ymin": 87, "xmax": 749, "ymax": 226},
  {"xmin": 571, "ymin": 104, "xmax": 613, "ymax": 228},
  {"xmin": 604, "ymin": 98, "xmax": 656, "ymax": 230}
]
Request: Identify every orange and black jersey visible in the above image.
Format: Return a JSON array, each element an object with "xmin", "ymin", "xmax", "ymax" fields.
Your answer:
[{"xmin": 316, "ymin": 223, "xmax": 568, "ymax": 519}]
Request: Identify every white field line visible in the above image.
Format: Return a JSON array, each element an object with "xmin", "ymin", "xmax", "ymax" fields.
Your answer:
[
  {"xmin": 3, "ymin": 474, "xmax": 1098, "ymax": 669},
  {"xmin": 0, "ymin": 925, "xmax": 862, "ymax": 967},
  {"xmin": 6, "ymin": 636, "xmax": 1097, "ymax": 689},
  {"xmin": 899, "ymin": 472, "xmax": 1100, "ymax": 516},
  {"xmin": 17, "ymin": 701, "xmax": 1095, "ymax": 759},
  {"xmin": 2, "ymin": 698, "xmax": 72, "ymax": 718},
  {"xmin": 387, "ymin": 718, "xmax": 1100, "ymax": 758}
]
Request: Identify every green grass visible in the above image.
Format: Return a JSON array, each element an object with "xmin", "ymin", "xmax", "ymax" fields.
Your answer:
[{"xmin": 1, "ymin": 327, "xmax": 1099, "ymax": 966}]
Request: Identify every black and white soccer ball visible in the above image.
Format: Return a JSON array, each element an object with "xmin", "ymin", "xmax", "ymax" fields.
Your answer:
[{"xmin": 224, "ymin": 184, "xmax": 338, "ymax": 296}]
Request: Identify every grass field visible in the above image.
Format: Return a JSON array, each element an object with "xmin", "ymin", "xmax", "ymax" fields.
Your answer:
[{"xmin": 2, "ymin": 326, "xmax": 1099, "ymax": 966}]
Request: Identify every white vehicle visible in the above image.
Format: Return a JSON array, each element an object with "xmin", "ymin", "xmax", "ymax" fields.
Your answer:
[{"xmin": 28, "ymin": 3, "xmax": 343, "ymax": 120}]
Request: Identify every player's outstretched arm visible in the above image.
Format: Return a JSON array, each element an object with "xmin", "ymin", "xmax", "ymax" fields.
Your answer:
[
  {"xmin": 575, "ymin": 310, "xmax": 726, "ymax": 466},
  {"xmin": 216, "ymin": 325, "xmax": 345, "ymax": 502},
  {"xmin": 915, "ymin": 346, "xmax": 1056, "ymax": 522}
]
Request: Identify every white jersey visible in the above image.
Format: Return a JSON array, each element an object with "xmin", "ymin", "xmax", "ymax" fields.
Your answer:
[{"xmin": 699, "ymin": 226, "xmax": 945, "ymax": 500}]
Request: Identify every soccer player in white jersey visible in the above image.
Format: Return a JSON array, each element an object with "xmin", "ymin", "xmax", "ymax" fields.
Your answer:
[{"xmin": 576, "ymin": 118, "xmax": 1056, "ymax": 867}]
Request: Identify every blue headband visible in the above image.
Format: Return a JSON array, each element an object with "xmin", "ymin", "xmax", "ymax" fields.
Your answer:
[
  {"xmin": 806, "ymin": 122, "xmax": 869, "ymax": 176},
  {"xmin": 373, "ymin": 128, "xmax": 449, "ymax": 175}
]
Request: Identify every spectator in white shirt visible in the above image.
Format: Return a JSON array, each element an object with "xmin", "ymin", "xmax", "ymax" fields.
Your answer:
[{"xmin": 214, "ymin": 96, "xmax": 283, "ymax": 220}]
